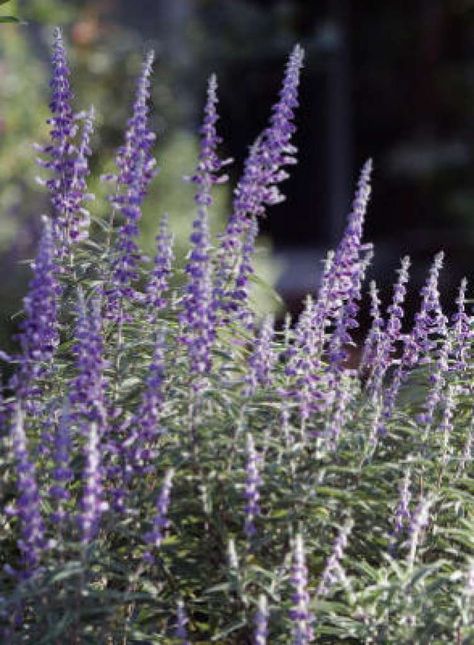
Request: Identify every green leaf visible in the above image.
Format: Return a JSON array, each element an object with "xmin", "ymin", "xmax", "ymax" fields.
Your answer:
[
  {"xmin": 0, "ymin": 15, "xmax": 20, "ymax": 23},
  {"xmin": 0, "ymin": 0, "xmax": 13, "ymax": 6}
]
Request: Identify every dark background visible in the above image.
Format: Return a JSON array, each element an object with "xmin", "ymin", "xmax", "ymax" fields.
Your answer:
[{"xmin": 0, "ymin": 0, "xmax": 472, "ymax": 352}]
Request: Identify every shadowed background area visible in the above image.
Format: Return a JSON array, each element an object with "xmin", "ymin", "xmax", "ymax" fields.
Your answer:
[{"xmin": 0, "ymin": 0, "xmax": 473, "ymax": 356}]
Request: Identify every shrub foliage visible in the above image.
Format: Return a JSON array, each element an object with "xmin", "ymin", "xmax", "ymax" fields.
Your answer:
[{"xmin": 0, "ymin": 29, "xmax": 473, "ymax": 644}]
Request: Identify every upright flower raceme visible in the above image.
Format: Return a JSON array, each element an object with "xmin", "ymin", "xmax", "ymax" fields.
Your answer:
[
  {"xmin": 245, "ymin": 315, "xmax": 276, "ymax": 396},
  {"xmin": 36, "ymin": 29, "xmax": 95, "ymax": 249},
  {"xmin": 69, "ymin": 293, "xmax": 107, "ymax": 429},
  {"xmin": 317, "ymin": 519, "xmax": 353, "ymax": 597},
  {"xmin": 289, "ymin": 534, "xmax": 314, "ymax": 644},
  {"xmin": 404, "ymin": 251, "xmax": 447, "ymax": 367},
  {"xmin": 105, "ymin": 51, "xmax": 157, "ymax": 322},
  {"xmin": 123, "ymin": 333, "xmax": 166, "ymax": 478},
  {"xmin": 174, "ymin": 599, "xmax": 190, "ymax": 644},
  {"xmin": 15, "ymin": 217, "xmax": 61, "ymax": 400},
  {"xmin": 180, "ymin": 74, "xmax": 230, "ymax": 375},
  {"xmin": 145, "ymin": 214, "xmax": 174, "ymax": 321},
  {"xmin": 216, "ymin": 45, "xmax": 304, "ymax": 313},
  {"xmin": 243, "ymin": 433, "xmax": 262, "ymax": 538},
  {"xmin": 143, "ymin": 468, "xmax": 174, "ymax": 563},
  {"xmin": 451, "ymin": 278, "xmax": 471, "ymax": 371},
  {"xmin": 79, "ymin": 421, "xmax": 108, "ymax": 544},
  {"xmin": 49, "ymin": 404, "xmax": 73, "ymax": 523},
  {"xmin": 9, "ymin": 407, "xmax": 47, "ymax": 575},
  {"xmin": 253, "ymin": 594, "xmax": 269, "ymax": 645}
]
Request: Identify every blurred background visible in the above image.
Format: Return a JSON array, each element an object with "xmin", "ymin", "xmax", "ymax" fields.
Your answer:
[{"xmin": 0, "ymin": 0, "xmax": 473, "ymax": 355}]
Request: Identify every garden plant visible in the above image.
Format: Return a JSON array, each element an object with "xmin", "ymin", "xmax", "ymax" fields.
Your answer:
[{"xmin": 0, "ymin": 29, "xmax": 473, "ymax": 644}]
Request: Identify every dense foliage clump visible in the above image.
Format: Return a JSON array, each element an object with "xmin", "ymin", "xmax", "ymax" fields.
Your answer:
[{"xmin": 0, "ymin": 29, "xmax": 472, "ymax": 644}]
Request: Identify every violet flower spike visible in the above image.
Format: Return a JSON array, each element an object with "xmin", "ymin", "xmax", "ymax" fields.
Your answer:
[
  {"xmin": 180, "ymin": 74, "xmax": 229, "ymax": 374},
  {"xmin": 393, "ymin": 468, "xmax": 412, "ymax": 539},
  {"xmin": 317, "ymin": 519, "xmax": 353, "ymax": 597},
  {"xmin": 243, "ymin": 433, "xmax": 262, "ymax": 538},
  {"xmin": 105, "ymin": 51, "xmax": 157, "ymax": 321},
  {"xmin": 451, "ymin": 277, "xmax": 471, "ymax": 371},
  {"xmin": 15, "ymin": 216, "xmax": 61, "ymax": 401},
  {"xmin": 79, "ymin": 421, "xmax": 108, "ymax": 544},
  {"xmin": 289, "ymin": 534, "xmax": 315, "ymax": 644},
  {"xmin": 123, "ymin": 332, "xmax": 166, "ymax": 478},
  {"xmin": 49, "ymin": 404, "xmax": 73, "ymax": 523},
  {"xmin": 404, "ymin": 251, "xmax": 447, "ymax": 367},
  {"xmin": 69, "ymin": 292, "xmax": 107, "ymax": 430},
  {"xmin": 146, "ymin": 214, "xmax": 174, "ymax": 320},
  {"xmin": 253, "ymin": 594, "xmax": 269, "ymax": 645},
  {"xmin": 175, "ymin": 599, "xmax": 190, "ymax": 644},
  {"xmin": 216, "ymin": 45, "xmax": 304, "ymax": 312},
  {"xmin": 407, "ymin": 496, "xmax": 433, "ymax": 569},
  {"xmin": 35, "ymin": 28, "xmax": 76, "ymax": 247},
  {"xmin": 245, "ymin": 315, "xmax": 276, "ymax": 396},
  {"xmin": 360, "ymin": 281, "xmax": 384, "ymax": 373},
  {"xmin": 326, "ymin": 159, "xmax": 373, "ymax": 320},
  {"xmin": 143, "ymin": 468, "xmax": 174, "ymax": 562},
  {"xmin": 9, "ymin": 407, "xmax": 47, "ymax": 575}
]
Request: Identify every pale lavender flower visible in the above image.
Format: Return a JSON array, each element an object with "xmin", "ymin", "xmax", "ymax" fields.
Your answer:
[
  {"xmin": 404, "ymin": 252, "xmax": 447, "ymax": 367},
  {"xmin": 49, "ymin": 404, "xmax": 73, "ymax": 523},
  {"xmin": 79, "ymin": 421, "xmax": 108, "ymax": 543},
  {"xmin": 10, "ymin": 407, "xmax": 47, "ymax": 575},
  {"xmin": 105, "ymin": 51, "xmax": 157, "ymax": 321},
  {"xmin": 174, "ymin": 599, "xmax": 190, "ymax": 644},
  {"xmin": 15, "ymin": 217, "xmax": 61, "ymax": 400},
  {"xmin": 123, "ymin": 333, "xmax": 166, "ymax": 478},
  {"xmin": 69, "ymin": 293, "xmax": 107, "ymax": 429},
  {"xmin": 180, "ymin": 75, "xmax": 229, "ymax": 374},
  {"xmin": 366, "ymin": 256, "xmax": 411, "ymax": 395},
  {"xmin": 243, "ymin": 433, "xmax": 262, "ymax": 538},
  {"xmin": 289, "ymin": 534, "xmax": 314, "ymax": 644},
  {"xmin": 392, "ymin": 468, "xmax": 412, "ymax": 538},
  {"xmin": 245, "ymin": 315, "xmax": 276, "ymax": 396},
  {"xmin": 253, "ymin": 594, "xmax": 269, "ymax": 645},
  {"xmin": 145, "ymin": 214, "xmax": 174, "ymax": 319},
  {"xmin": 417, "ymin": 335, "xmax": 451, "ymax": 434},
  {"xmin": 326, "ymin": 160, "xmax": 373, "ymax": 320},
  {"xmin": 360, "ymin": 281, "xmax": 384, "ymax": 373},
  {"xmin": 143, "ymin": 468, "xmax": 174, "ymax": 562},
  {"xmin": 317, "ymin": 519, "xmax": 353, "ymax": 597},
  {"xmin": 451, "ymin": 278, "xmax": 471, "ymax": 371},
  {"xmin": 216, "ymin": 45, "xmax": 304, "ymax": 311},
  {"xmin": 324, "ymin": 374, "xmax": 355, "ymax": 450},
  {"xmin": 407, "ymin": 496, "xmax": 433, "ymax": 568}
]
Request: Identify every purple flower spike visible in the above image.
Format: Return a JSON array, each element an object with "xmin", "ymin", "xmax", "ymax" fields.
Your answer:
[
  {"xmin": 146, "ymin": 214, "xmax": 174, "ymax": 320},
  {"xmin": 36, "ymin": 31, "xmax": 96, "ymax": 249},
  {"xmin": 123, "ymin": 333, "xmax": 166, "ymax": 478},
  {"xmin": 404, "ymin": 251, "xmax": 447, "ymax": 367},
  {"xmin": 69, "ymin": 292, "xmax": 107, "ymax": 429},
  {"xmin": 392, "ymin": 468, "xmax": 412, "ymax": 539},
  {"xmin": 317, "ymin": 519, "xmax": 353, "ymax": 597},
  {"xmin": 327, "ymin": 160, "xmax": 373, "ymax": 319},
  {"xmin": 245, "ymin": 315, "xmax": 276, "ymax": 396},
  {"xmin": 105, "ymin": 51, "xmax": 157, "ymax": 322},
  {"xmin": 49, "ymin": 404, "xmax": 73, "ymax": 523},
  {"xmin": 366, "ymin": 256, "xmax": 411, "ymax": 396},
  {"xmin": 79, "ymin": 421, "xmax": 109, "ymax": 544},
  {"xmin": 451, "ymin": 278, "xmax": 471, "ymax": 371},
  {"xmin": 143, "ymin": 468, "xmax": 174, "ymax": 562},
  {"xmin": 175, "ymin": 599, "xmax": 190, "ymax": 644},
  {"xmin": 180, "ymin": 75, "xmax": 229, "ymax": 375},
  {"xmin": 360, "ymin": 281, "xmax": 384, "ymax": 373},
  {"xmin": 407, "ymin": 496, "xmax": 433, "ymax": 568},
  {"xmin": 243, "ymin": 433, "xmax": 263, "ymax": 538},
  {"xmin": 217, "ymin": 45, "xmax": 304, "ymax": 313},
  {"xmin": 253, "ymin": 594, "xmax": 269, "ymax": 645},
  {"xmin": 10, "ymin": 407, "xmax": 47, "ymax": 575},
  {"xmin": 15, "ymin": 217, "xmax": 61, "ymax": 400},
  {"xmin": 289, "ymin": 534, "xmax": 314, "ymax": 644}
]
